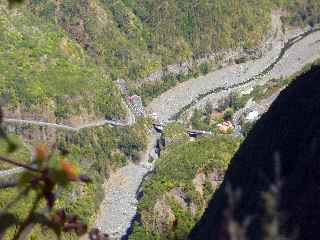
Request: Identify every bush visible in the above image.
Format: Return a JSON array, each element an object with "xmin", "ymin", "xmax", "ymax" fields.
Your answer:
[
  {"xmin": 217, "ymin": 92, "xmax": 247, "ymax": 112},
  {"xmin": 199, "ymin": 62, "xmax": 210, "ymax": 75},
  {"xmin": 242, "ymin": 120, "xmax": 256, "ymax": 137},
  {"xmin": 204, "ymin": 101, "xmax": 213, "ymax": 116},
  {"xmin": 130, "ymin": 136, "xmax": 241, "ymax": 240},
  {"xmin": 163, "ymin": 123, "xmax": 189, "ymax": 145},
  {"xmin": 223, "ymin": 108, "xmax": 234, "ymax": 121},
  {"xmin": 190, "ymin": 109, "xmax": 209, "ymax": 130},
  {"xmin": 118, "ymin": 120, "xmax": 148, "ymax": 158}
]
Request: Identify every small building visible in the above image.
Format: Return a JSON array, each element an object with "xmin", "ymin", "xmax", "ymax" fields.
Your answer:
[
  {"xmin": 212, "ymin": 111, "xmax": 224, "ymax": 119},
  {"xmin": 217, "ymin": 121, "xmax": 234, "ymax": 133},
  {"xmin": 245, "ymin": 111, "xmax": 259, "ymax": 122},
  {"xmin": 127, "ymin": 95, "xmax": 145, "ymax": 117}
]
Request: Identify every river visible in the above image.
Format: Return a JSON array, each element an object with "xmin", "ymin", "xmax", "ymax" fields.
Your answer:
[
  {"xmin": 147, "ymin": 27, "xmax": 320, "ymax": 122},
  {"xmin": 94, "ymin": 24, "xmax": 320, "ymax": 240}
]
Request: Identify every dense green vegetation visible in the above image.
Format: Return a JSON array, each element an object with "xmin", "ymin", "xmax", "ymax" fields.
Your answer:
[
  {"xmin": 162, "ymin": 122, "xmax": 189, "ymax": 146},
  {"xmin": 26, "ymin": 0, "xmax": 320, "ymax": 83},
  {"xmin": 37, "ymin": 118, "xmax": 150, "ymax": 177},
  {"xmin": 130, "ymin": 135, "xmax": 241, "ymax": 240},
  {"xmin": 1, "ymin": 0, "xmax": 319, "ymax": 116},
  {"xmin": 281, "ymin": 0, "xmax": 320, "ymax": 27},
  {"xmin": 0, "ymin": 134, "xmax": 30, "ymax": 170},
  {"xmin": 0, "ymin": 3, "xmax": 125, "ymax": 120},
  {"xmin": 1, "ymin": 0, "xmax": 320, "ymax": 239},
  {"xmin": 27, "ymin": 0, "xmax": 161, "ymax": 81},
  {"xmin": 1, "ymin": 0, "xmax": 319, "ymax": 113},
  {"xmin": 0, "ymin": 118, "xmax": 150, "ymax": 239},
  {"xmin": 24, "ymin": 0, "xmax": 289, "ymax": 83}
]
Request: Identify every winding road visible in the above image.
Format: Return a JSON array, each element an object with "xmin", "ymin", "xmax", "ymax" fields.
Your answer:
[
  {"xmin": 2, "ymin": 97, "xmax": 136, "ymax": 132},
  {"xmin": 93, "ymin": 20, "xmax": 320, "ymax": 237},
  {"xmin": 0, "ymin": 102, "xmax": 136, "ymax": 177},
  {"xmin": 2, "ymin": 17, "xmax": 320, "ymax": 240},
  {"xmin": 0, "ymin": 118, "xmax": 129, "ymax": 177},
  {"xmin": 2, "ymin": 118, "xmax": 128, "ymax": 131}
]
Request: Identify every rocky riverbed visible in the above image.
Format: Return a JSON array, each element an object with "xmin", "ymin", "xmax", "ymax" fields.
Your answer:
[
  {"xmin": 93, "ymin": 20, "xmax": 320, "ymax": 240},
  {"xmin": 146, "ymin": 26, "xmax": 320, "ymax": 122},
  {"xmin": 192, "ymin": 29, "xmax": 320, "ymax": 113},
  {"xmin": 94, "ymin": 132, "xmax": 160, "ymax": 239}
]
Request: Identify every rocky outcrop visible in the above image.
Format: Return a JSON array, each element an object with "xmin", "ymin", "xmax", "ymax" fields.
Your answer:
[
  {"xmin": 167, "ymin": 187, "xmax": 197, "ymax": 216},
  {"xmin": 207, "ymin": 170, "xmax": 224, "ymax": 192},
  {"xmin": 146, "ymin": 187, "xmax": 199, "ymax": 234},
  {"xmin": 192, "ymin": 172, "xmax": 206, "ymax": 197},
  {"xmin": 189, "ymin": 65, "xmax": 320, "ymax": 240},
  {"xmin": 153, "ymin": 199, "xmax": 177, "ymax": 233}
]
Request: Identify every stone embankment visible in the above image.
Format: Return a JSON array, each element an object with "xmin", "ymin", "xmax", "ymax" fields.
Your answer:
[
  {"xmin": 3, "ymin": 24, "xmax": 320, "ymax": 236},
  {"xmin": 2, "ymin": 14, "xmax": 320, "ymax": 240},
  {"xmin": 147, "ymin": 27, "xmax": 320, "ymax": 122}
]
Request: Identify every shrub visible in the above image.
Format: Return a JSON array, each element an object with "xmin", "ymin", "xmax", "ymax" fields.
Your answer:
[
  {"xmin": 199, "ymin": 62, "xmax": 209, "ymax": 75},
  {"xmin": 130, "ymin": 136, "xmax": 241, "ymax": 240},
  {"xmin": 241, "ymin": 120, "xmax": 256, "ymax": 137},
  {"xmin": 223, "ymin": 108, "xmax": 234, "ymax": 121}
]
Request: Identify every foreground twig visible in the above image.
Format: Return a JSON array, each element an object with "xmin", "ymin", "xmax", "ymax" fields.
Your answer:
[
  {"xmin": 13, "ymin": 194, "xmax": 41, "ymax": 240},
  {"xmin": 0, "ymin": 156, "xmax": 39, "ymax": 173}
]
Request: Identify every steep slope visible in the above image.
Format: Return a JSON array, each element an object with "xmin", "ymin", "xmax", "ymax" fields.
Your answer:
[
  {"xmin": 0, "ymin": 3, "xmax": 125, "ymax": 123},
  {"xmin": 26, "ymin": 0, "xmax": 274, "ymax": 81},
  {"xmin": 129, "ymin": 134, "xmax": 241, "ymax": 240},
  {"xmin": 25, "ymin": 0, "xmax": 320, "ymax": 84},
  {"xmin": 26, "ymin": 0, "xmax": 160, "ymax": 81},
  {"xmin": 189, "ymin": 65, "xmax": 320, "ymax": 240}
]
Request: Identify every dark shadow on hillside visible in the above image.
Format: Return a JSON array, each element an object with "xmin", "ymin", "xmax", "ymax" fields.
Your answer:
[{"xmin": 189, "ymin": 65, "xmax": 320, "ymax": 240}]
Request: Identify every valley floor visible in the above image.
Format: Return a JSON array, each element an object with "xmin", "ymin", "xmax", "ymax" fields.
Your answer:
[
  {"xmin": 2, "ymin": 16, "xmax": 320, "ymax": 240},
  {"xmin": 93, "ymin": 132, "xmax": 160, "ymax": 239},
  {"xmin": 95, "ymin": 25, "xmax": 320, "ymax": 239},
  {"xmin": 147, "ymin": 27, "xmax": 320, "ymax": 122}
]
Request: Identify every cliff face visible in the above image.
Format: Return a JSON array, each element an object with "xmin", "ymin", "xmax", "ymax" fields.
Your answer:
[{"xmin": 189, "ymin": 65, "xmax": 320, "ymax": 240}]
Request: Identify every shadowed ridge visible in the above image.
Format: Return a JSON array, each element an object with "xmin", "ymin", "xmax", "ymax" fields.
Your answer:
[{"xmin": 189, "ymin": 65, "xmax": 320, "ymax": 240}]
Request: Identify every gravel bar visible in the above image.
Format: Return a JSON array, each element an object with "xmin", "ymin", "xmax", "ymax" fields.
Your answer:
[{"xmin": 147, "ymin": 28, "xmax": 320, "ymax": 122}]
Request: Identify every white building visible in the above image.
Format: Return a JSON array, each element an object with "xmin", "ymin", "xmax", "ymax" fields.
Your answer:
[{"xmin": 245, "ymin": 110, "xmax": 259, "ymax": 122}]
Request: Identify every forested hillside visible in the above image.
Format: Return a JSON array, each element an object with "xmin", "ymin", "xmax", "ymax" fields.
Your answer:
[
  {"xmin": 0, "ymin": 0, "xmax": 320, "ymax": 239},
  {"xmin": 25, "ymin": 0, "xmax": 320, "ymax": 83},
  {"xmin": 0, "ymin": 2, "xmax": 125, "ymax": 121},
  {"xmin": 0, "ymin": 117, "xmax": 150, "ymax": 239},
  {"xmin": 24, "ymin": 0, "xmax": 270, "ymax": 82},
  {"xmin": 1, "ymin": 0, "xmax": 320, "ymax": 118},
  {"xmin": 282, "ymin": 0, "xmax": 320, "ymax": 27},
  {"xmin": 129, "ymin": 133, "xmax": 241, "ymax": 240}
]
